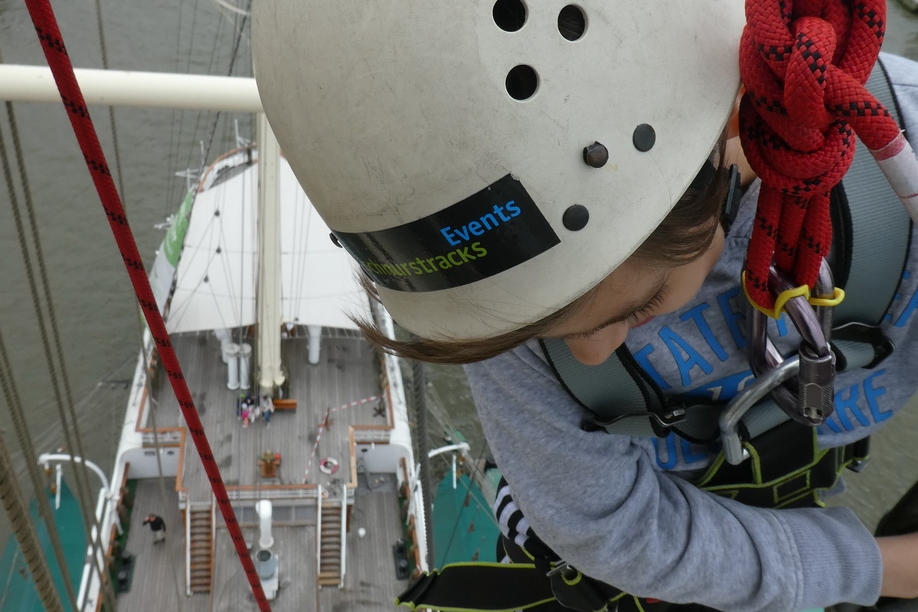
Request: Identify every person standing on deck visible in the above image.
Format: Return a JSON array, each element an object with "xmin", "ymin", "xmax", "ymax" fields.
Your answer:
[{"xmin": 142, "ymin": 514, "xmax": 166, "ymax": 544}]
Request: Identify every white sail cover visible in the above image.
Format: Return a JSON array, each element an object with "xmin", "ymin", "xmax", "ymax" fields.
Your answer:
[{"xmin": 160, "ymin": 157, "xmax": 370, "ymax": 333}]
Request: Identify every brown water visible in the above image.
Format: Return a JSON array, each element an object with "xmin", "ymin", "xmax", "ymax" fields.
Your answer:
[{"xmin": 1, "ymin": 0, "xmax": 917, "ymax": 556}]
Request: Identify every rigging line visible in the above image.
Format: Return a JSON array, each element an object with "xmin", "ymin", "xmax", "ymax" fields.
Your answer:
[
  {"xmin": 94, "ymin": 0, "xmax": 146, "ymax": 350},
  {"xmin": 93, "ymin": 0, "xmax": 126, "ymax": 204},
  {"xmin": 437, "ymin": 474, "xmax": 483, "ymax": 566},
  {"xmin": 423, "ymin": 387, "xmax": 501, "ymax": 530},
  {"xmin": 294, "ymin": 190, "xmax": 309, "ymax": 319},
  {"xmin": 196, "ymin": 0, "xmax": 252, "ymax": 187},
  {"xmin": 410, "ymin": 359, "xmax": 435, "ymax": 568},
  {"xmin": 166, "ymin": 0, "xmax": 183, "ymax": 215},
  {"xmin": 423, "ymin": 416, "xmax": 501, "ymax": 533},
  {"xmin": 176, "ymin": 0, "xmax": 208, "ymax": 186},
  {"xmin": 146, "ymin": 397, "xmax": 186, "ymax": 611},
  {"xmin": 209, "ymin": 0, "xmax": 250, "ymax": 19},
  {"xmin": 167, "ymin": 206, "xmax": 243, "ymax": 333},
  {"xmin": 230, "ymin": 167, "xmax": 249, "ymax": 326},
  {"xmin": 0, "ymin": 104, "xmax": 117, "ymax": 612},
  {"xmin": 0, "ymin": 328, "xmax": 78, "ymax": 611},
  {"xmin": 24, "ymin": 1, "xmax": 271, "ymax": 607},
  {"xmin": 0, "ymin": 420, "xmax": 65, "ymax": 612},
  {"xmin": 164, "ymin": 173, "xmax": 254, "ymax": 331}
]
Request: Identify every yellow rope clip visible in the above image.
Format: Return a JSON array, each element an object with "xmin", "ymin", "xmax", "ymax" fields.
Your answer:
[
  {"xmin": 809, "ymin": 286, "xmax": 845, "ymax": 308},
  {"xmin": 741, "ymin": 272, "xmax": 845, "ymax": 317},
  {"xmin": 741, "ymin": 272, "xmax": 809, "ymax": 319}
]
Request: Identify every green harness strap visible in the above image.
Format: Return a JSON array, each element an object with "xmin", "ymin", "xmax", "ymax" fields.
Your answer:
[{"xmin": 396, "ymin": 58, "xmax": 908, "ymax": 612}]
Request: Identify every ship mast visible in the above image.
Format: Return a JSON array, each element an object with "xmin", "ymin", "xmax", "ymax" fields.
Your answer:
[{"xmin": 256, "ymin": 113, "xmax": 286, "ymax": 395}]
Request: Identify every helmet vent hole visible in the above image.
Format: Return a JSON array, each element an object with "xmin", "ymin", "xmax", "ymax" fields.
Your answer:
[
  {"xmin": 493, "ymin": 0, "xmax": 527, "ymax": 32},
  {"xmin": 558, "ymin": 5, "xmax": 586, "ymax": 41},
  {"xmin": 506, "ymin": 65, "xmax": 538, "ymax": 101}
]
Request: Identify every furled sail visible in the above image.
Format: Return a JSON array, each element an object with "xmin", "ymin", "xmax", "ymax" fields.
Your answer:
[{"xmin": 155, "ymin": 154, "xmax": 369, "ymax": 333}]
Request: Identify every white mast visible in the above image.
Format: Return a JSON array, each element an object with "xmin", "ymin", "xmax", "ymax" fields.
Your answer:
[{"xmin": 256, "ymin": 113, "xmax": 285, "ymax": 393}]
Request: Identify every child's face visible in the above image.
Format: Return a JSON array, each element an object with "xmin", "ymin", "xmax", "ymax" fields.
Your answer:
[{"xmin": 546, "ymin": 225, "xmax": 725, "ymax": 366}]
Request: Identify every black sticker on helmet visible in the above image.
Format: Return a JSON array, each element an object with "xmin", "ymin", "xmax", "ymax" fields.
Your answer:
[{"xmin": 333, "ymin": 174, "xmax": 560, "ymax": 292}]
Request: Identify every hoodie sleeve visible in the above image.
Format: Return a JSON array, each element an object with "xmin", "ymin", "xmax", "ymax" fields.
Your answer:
[{"xmin": 465, "ymin": 344, "xmax": 882, "ymax": 612}]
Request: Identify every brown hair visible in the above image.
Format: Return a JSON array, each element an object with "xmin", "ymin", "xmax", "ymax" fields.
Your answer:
[{"xmin": 355, "ymin": 148, "xmax": 731, "ymax": 364}]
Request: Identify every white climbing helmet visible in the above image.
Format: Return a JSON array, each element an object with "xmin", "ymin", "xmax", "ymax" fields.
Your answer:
[{"xmin": 252, "ymin": 0, "xmax": 746, "ymax": 341}]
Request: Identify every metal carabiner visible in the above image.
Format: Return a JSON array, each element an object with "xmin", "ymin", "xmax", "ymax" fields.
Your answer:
[{"xmin": 745, "ymin": 260, "xmax": 837, "ymax": 426}]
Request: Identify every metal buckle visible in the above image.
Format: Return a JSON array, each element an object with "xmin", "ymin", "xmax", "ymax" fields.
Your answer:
[
  {"xmin": 546, "ymin": 560, "xmax": 574, "ymax": 578},
  {"xmin": 590, "ymin": 406, "xmax": 686, "ymax": 437},
  {"xmin": 831, "ymin": 321, "xmax": 894, "ymax": 370},
  {"xmin": 546, "ymin": 561, "xmax": 610, "ymax": 612},
  {"xmin": 719, "ymin": 357, "xmax": 801, "ymax": 465}
]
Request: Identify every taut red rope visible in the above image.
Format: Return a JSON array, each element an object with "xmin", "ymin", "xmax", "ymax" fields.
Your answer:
[
  {"xmin": 739, "ymin": 0, "xmax": 903, "ymax": 315},
  {"xmin": 24, "ymin": 0, "xmax": 271, "ymax": 609}
]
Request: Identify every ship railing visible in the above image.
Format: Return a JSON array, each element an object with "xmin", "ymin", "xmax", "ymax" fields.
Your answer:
[
  {"xmin": 225, "ymin": 487, "xmax": 318, "ymax": 501},
  {"xmin": 141, "ymin": 429, "xmax": 183, "ymax": 446},
  {"xmin": 354, "ymin": 428, "xmax": 391, "ymax": 444},
  {"xmin": 339, "ymin": 482, "xmax": 347, "ymax": 587},
  {"xmin": 37, "ymin": 453, "xmax": 119, "ymax": 612},
  {"xmin": 315, "ymin": 484, "xmax": 323, "ymax": 574},
  {"xmin": 185, "ymin": 500, "xmax": 192, "ymax": 596}
]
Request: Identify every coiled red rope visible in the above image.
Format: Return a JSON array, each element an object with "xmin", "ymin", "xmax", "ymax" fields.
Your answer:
[
  {"xmin": 740, "ymin": 0, "xmax": 903, "ymax": 314},
  {"xmin": 23, "ymin": 0, "xmax": 271, "ymax": 609}
]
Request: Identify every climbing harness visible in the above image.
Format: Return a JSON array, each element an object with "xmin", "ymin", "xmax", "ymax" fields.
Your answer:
[
  {"xmin": 397, "ymin": 53, "xmax": 909, "ymax": 612},
  {"xmin": 24, "ymin": 1, "xmax": 272, "ymax": 609}
]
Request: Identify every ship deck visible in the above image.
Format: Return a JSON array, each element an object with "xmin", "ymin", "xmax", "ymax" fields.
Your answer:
[{"xmin": 118, "ymin": 329, "xmax": 411, "ymax": 610}]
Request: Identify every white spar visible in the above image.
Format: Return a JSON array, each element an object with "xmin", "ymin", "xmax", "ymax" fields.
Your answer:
[{"xmin": 0, "ymin": 64, "xmax": 262, "ymax": 112}]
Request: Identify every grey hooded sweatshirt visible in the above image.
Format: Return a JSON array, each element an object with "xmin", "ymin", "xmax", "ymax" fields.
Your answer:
[{"xmin": 464, "ymin": 53, "xmax": 918, "ymax": 612}]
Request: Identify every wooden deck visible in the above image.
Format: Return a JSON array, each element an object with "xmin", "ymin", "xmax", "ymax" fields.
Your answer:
[
  {"xmin": 153, "ymin": 331, "xmax": 388, "ymax": 496},
  {"xmin": 203, "ymin": 474, "xmax": 408, "ymax": 610},
  {"xmin": 117, "ymin": 478, "xmax": 209, "ymax": 611},
  {"xmin": 123, "ymin": 327, "xmax": 410, "ymax": 611},
  {"xmin": 320, "ymin": 473, "xmax": 410, "ymax": 611}
]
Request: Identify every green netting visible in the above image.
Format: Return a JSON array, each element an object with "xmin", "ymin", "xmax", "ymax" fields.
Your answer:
[
  {"xmin": 0, "ymin": 482, "xmax": 87, "ymax": 612},
  {"xmin": 432, "ymin": 473, "xmax": 500, "ymax": 568}
]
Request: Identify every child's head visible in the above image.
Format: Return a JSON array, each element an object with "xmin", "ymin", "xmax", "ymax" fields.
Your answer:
[{"xmin": 252, "ymin": 0, "xmax": 746, "ymax": 360}]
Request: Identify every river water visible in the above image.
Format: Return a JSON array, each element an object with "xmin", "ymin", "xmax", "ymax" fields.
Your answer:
[{"xmin": 1, "ymin": 0, "xmax": 918, "ymax": 555}]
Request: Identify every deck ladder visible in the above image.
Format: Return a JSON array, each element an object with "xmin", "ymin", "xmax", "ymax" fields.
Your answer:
[
  {"xmin": 316, "ymin": 484, "xmax": 348, "ymax": 587},
  {"xmin": 186, "ymin": 500, "xmax": 215, "ymax": 594}
]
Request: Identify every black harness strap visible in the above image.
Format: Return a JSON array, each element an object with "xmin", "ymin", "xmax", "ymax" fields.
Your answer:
[{"xmin": 395, "ymin": 563, "xmax": 560, "ymax": 611}]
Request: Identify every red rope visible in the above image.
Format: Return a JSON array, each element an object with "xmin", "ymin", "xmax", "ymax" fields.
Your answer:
[
  {"xmin": 740, "ymin": 0, "xmax": 901, "ymax": 312},
  {"xmin": 24, "ymin": 1, "xmax": 272, "ymax": 608}
]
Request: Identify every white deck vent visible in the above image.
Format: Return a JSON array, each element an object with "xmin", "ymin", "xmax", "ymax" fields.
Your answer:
[
  {"xmin": 224, "ymin": 343, "xmax": 240, "ymax": 389},
  {"xmin": 256, "ymin": 499, "xmax": 274, "ymax": 549}
]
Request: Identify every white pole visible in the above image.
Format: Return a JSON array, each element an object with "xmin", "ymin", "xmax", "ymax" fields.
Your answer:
[
  {"xmin": 239, "ymin": 343, "xmax": 253, "ymax": 390},
  {"xmin": 307, "ymin": 325, "xmax": 323, "ymax": 365},
  {"xmin": 256, "ymin": 500, "xmax": 274, "ymax": 549},
  {"xmin": 0, "ymin": 64, "xmax": 262, "ymax": 112},
  {"xmin": 225, "ymin": 343, "xmax": 240, "ymax": 390},
  {"xmin": 256, "ymin": 113, "xmax": 285, "ymax": 393},
  {"xmin": 55, "ymin": 464, "xmax": 62, "ymax": 510}
]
